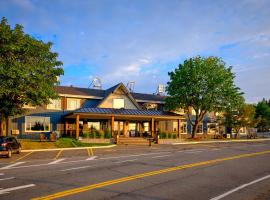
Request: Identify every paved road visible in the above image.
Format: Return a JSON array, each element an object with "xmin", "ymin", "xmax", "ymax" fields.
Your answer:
[{"xmin": 0, "ymin": 141, "xmax": 270, "ymax": 200}]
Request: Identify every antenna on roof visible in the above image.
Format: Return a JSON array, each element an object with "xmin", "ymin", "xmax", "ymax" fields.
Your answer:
[
  {"xmin": 89, "ymin": 77, "xmax": 102, "ymax": 89},
  {"xmin": 156, "ymin": 84, "xmax": 165, "ymax": 95},
  {"xmin": 126, "ymin": 81, "xmax": 135, "ymax": 92}
]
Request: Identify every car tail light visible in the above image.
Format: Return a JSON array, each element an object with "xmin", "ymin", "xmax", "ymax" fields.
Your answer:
[{"xmin": 1, "ymin": 143, "xmax": 7, "ymax": 147}]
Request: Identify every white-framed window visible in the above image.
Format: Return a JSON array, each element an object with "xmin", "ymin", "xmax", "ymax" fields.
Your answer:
[
  {"xmin": 25, "ymin": 116, "xmax": 50, "ymax": 132},
  {"xmin": 180, "ymin": 122, "xmax": 187, "ymax": 134},
  {"xmin": 143, "ymin": 122, "xmax": 149, "ymax": 132},
  {"xmin": 67, "ymin": 98, "xmax": 81, "ymax": 110},
  {"xmin": 173, "ymin": 121, "xmax": 178, "ymax": 132},
  {"xmin": 207, "ymin": 123, "xmax": 218, "ymax": 134},
  {"xmin": 88, "ymin": 122, "xmax": 100, "ymax": 130},
  {"xmin": 113, "ymin": 98, "xmax": 125, "ymax": 109},
  {"xmin": 47, "ymin": 99, "xmax": 62, "ymax": 110}
]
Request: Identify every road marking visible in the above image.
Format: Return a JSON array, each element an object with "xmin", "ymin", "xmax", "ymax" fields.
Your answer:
[
  {"xmin": 152, "ymin": 155, "xmax": 171, "ymax": 158},
  {"xmin": 0, "ymin": 184, "xmax": 35, "ymax": 195},
  {"xmin": 99, "ymin": 151, "xmax": 171, "ymax": 160},
  {"xmin": 210, "ymin": 174, "xmax": 270, "ymax": 200},
  {"xmin": 115, "ymin": 159, "xmax": 137, "ymax": 163},
  {"xmin": 0, "ymin": 173, "xmax": 4, "ymax": 175},
  {"xmin": 0, "ymin": 177, "xmax": 15, "ymax": 181},
  {"xmin": 185, "ymin": 151, "xmax": 203, "ymax": 154},
  {"xmin": 49, "ymin": 159, "xmax": 66, "ymax": 165},
  {"xmin": 60, "ymin": 165, "xmax": 96, "ymax": 172},
  {"xmin": 0, "ymin": 162, "xmax": 25, "ymax": 169},
  {"xmin": 86, "ymin": 156, "xmax": 97, "ymax": 161},
  {"xmin": 211, "ymin": 149, "xmax": 221, "ymax": 151},
  {"xmin": 54, "ymin": 150, "xmax": 63, "ymax": 160},
  {"xmin": 12, "ymin": 151, "xmax": 33, "ymax": 163},
  {"xmin": 87, "ymin": 148, "xmax": 94, "ymax": 156},
  {"xmin": 31, "ymin": 150, "xmax": 270, "ymax": 200}
]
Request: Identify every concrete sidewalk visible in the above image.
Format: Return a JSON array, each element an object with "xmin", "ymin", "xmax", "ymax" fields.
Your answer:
[{"xmin": 172, "ymin": 138, "xmax": 270, "ymax": 145}]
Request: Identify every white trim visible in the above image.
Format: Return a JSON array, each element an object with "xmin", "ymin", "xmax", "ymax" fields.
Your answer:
[
  {"xmin": 58, "ymin": 93, "xmax": 103, "ymax": 99},
  {"xmin": 25, "ymin": 116, "xmax": 50, "ymax": 133},
  {"xmin": 136, "ymin": 99, "xmax": 165, "ymax": 104}
]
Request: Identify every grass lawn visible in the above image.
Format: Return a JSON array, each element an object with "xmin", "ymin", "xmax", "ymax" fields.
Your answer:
[{"xmin": 19, "ymin": 137, "xmax": 112, "ymax": 150}]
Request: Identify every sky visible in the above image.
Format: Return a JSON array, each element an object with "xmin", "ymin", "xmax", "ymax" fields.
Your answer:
[{"xmin": 1, "ymin": 0, "xmax": 270, "ymax": 103}]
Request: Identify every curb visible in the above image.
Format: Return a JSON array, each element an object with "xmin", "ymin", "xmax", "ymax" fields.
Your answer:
[
  {"xmin": 172, "ymin": 138, "xmax": 270, "ymax": 145},
  {"xmin": 21, "ymin": 144, "xmax": 117, "ymax": 152}
]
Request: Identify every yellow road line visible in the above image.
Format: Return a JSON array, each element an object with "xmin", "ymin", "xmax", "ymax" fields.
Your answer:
[
  {"xmin": 87, "ymin": 148, "xmax": 94, "ymax": 157},
  {"xmin": 90, "ymin": 148, "xmax": 93, "ymax": 156},
  {"xmin": 32, "ymin": 150, "xmax": 270, "ymax": 200},
  {"xmin": 55, "ymin": 150, "xmax": 63, "ymax": 160},
  {"xmin": 12, "ymin": 151, "xmax": 33, "ymax": 163}
]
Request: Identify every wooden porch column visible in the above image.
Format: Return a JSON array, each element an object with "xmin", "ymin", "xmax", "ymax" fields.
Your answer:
[
  {"xmin": 178, "ymin": 119, "xmax": 181, "ymax": 138},
  {"xmin": 111, "ymin": 116, "xmax": 114, "ymax": 137},
  {"xmin": 65, "ymin": 120, "xmax": 69, "ymax": 136},
  {"xmin": 117, "ymin": 121, "xmax": 120, "ymax": 136},
  {"xmin": 76, "ymin": 114, "xmax": 80, "ymax": 139},
  {"xmin": 151, "ymin": 118, "xmax": 155, "ymax": 137},
  {"xmin": 123, "ymin": 121, "xmax": 126, "ymax": 137}
]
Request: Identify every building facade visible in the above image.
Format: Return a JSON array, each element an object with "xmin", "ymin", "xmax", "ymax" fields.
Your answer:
[{"xmin": 8, "ymin": 83, "xmax": 191, "ymax": 139}]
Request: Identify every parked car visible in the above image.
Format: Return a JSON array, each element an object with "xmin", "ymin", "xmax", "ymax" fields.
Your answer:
[{"xmin": 0, "ymin": 136, "xmax": 21, "ymax": 158}]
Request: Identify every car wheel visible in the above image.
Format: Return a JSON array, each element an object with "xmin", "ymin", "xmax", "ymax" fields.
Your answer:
[
  {"xmin": 17, "ymin": 147, "xmax": 21, "ymax": 154},
  {"xmin": 7, "ymin": 149, "xmax": 12, "ymax": 158}
]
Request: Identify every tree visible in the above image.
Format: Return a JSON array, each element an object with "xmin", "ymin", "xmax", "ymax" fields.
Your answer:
[
  {"xmin": 0, "ymin": 17, "xmax": 64, "ymax": 135},
  {"xmin": 255, "ymin": 100, "xmax": 270, "ymax": 132},
  {"xmin": 165, "ymin": 56, "xmax": 243, "ymax": 138},
  {"xmin": 227, "ymin": 104, "xmax": 257, "ymax": 137}
]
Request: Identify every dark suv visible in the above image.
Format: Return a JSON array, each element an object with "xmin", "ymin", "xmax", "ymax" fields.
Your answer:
[{"xmin": 0, "ymin": 136, "xmax": 21, "ymax": 158}]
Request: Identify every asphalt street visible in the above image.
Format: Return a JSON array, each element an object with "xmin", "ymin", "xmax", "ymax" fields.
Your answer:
[{"xmin": 0, "ymin": 141, "xmax": 270, "ymax": 200}]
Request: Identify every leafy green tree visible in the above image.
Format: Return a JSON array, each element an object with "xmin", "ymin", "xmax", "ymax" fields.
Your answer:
[
  {"xmin": 255, "ymin": 100, "xmax": 270, "ymax": 132},
  {"xmin": 0, "ymin": 17, "xmax": 64, "ymax": 135},
  {"xmin": 165, "ymin": 56, "xmax": 243, "ymax": 138},
  {"xmin": 228, "ymin": 104, "xmax": 257, "ymax": 137}
]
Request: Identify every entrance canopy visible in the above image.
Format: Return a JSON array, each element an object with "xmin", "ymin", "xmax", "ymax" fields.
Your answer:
[
  {"xmin": 64, "ymin": 107, "xmax": 184, "ymax": 121},
  {"xmin": 64, "ymin": 107, "xmax": 184, "ymax": 139}
]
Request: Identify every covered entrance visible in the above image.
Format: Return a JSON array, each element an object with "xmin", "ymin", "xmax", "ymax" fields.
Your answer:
[{"xmin": 64, "ymin": 108, "xmax": 184, "ymax": 141}]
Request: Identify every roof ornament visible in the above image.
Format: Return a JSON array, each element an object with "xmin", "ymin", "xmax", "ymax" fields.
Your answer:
[
  {"xmin": 89, "ymin": 77, "xmax": 102, "ymax": 89},
  {"xmin": 126, "ymin": 81, "xmax": 135, "ymax": 92},
  {"xmin": 156, "ymin": 84, "xmax": 165, "ymax": 95}
]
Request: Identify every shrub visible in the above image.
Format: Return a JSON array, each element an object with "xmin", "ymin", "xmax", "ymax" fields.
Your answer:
[
  {"xmin": 104, "ymin": 128, "xmax": 111, "ymax": 138},
  {"xmin": 160, "ymin": 132, "xmax": 167, "ymax": 139},
  {"xmin": 167, "ymin": 133, "xmax": 172, "ymax": 139},
  {"xmin": 172, "ymin": 134, "xmax": 177, "ymax": 139}
]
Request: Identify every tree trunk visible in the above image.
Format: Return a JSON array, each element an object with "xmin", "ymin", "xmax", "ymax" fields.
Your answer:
[
  {"xmin": 0, "ymin": 113, "xmax": 6, "ymax": 136},
  {"xmin": 192, "ymin": 120, "xmax": 200, "ymax": 138}
]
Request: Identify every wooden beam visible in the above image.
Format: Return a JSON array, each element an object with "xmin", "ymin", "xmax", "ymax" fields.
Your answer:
[
  {"xmin": 117, "ymin": 121, "xmax": 120, "ymax": 136},
  {"xmin": 178, "ymin": 119, "xmax": 181, "ymax": 138},
  {"xmin": 111, "ymin": 116, "xmax": 115, "ymax": 137},
  {"xmin": 75, "ymin": 114, "xmax": 80, "ymax": 139},
  {"xmin": 65, "ymin": 120, "xmax": 69, "ymax": 136},
  {"xmin": 123, "ymin": 121, "xmax": 126, "ymax": 137},
  {"xmin": 151, "ymin": 118, "xmax": 155, "ymax": 137}
]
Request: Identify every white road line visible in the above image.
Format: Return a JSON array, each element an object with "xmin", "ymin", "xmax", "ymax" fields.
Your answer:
[
  {"xmin": 0, "ymin": 162, "xmax": 25, "ymax": 170},
  {"xmin": 86, "ymin": 156, "xmax": 97, "ymax": 161},
  {"xmin": 185, "ymin": 151, "xmax": 203, "ymax": 154},
  {"xmin": 99, "ymin": 151, "xmax": 171, "ymax": 160},
  {"xmin": 0, "ymin": 177, "xmax": 15, "ymax": 181},
  {"xmin": 115, "ymin": 159, "xmax": 137, "ymax": 163},
  {"xmin": 210, "ymin": 174, "xmax": 270, "ymax": 200},
  {"xmin": 48, "ymin": 158, "xmax": 66, "ymax": 165},
  {"xmin": 152, "ymin": 154, "xmax": 171, "ymax": 158},
  {"xmin": 0, "ymin": 173, "xmax": 4, "ymax": 175},
  {"xmin": 60, "ymin": 165, "xmax": 96, "ymax": 172},
  {"xmin": 0, "ymin": 184, "xmax": 35, "ymax": 195},
  {"xmin": 0, "ymin": 151, "xmax": 172, "ymax": 170},
  {"xmin": 211, "ymin": 149, "xmax": 221, "ymax": 151}
]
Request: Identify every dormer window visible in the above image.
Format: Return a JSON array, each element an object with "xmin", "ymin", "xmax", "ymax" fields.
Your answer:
[
  {"xmin": 67, "ymin": 98, "xmax": 81, "ymax": 110},
  {"xmin": 113, "ymin": 98, "xmax": 125, "ymax": 109}
]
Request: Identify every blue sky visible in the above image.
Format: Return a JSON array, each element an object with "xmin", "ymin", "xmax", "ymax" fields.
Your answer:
[{"xmin": 1, "ymin": 0, "xmax": 270, "ymax": 102}]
